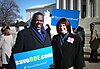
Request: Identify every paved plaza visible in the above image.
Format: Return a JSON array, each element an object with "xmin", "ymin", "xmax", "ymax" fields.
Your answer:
[
  {"xmin": 84, "ymin": 61, "xmax": 100, "ymax": 69},
  {"xmin": 83, "ymin": 50, "xmax": 100, "ymax": 69}
]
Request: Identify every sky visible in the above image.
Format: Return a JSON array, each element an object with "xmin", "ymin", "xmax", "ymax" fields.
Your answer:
[{"xmin": 14, "ymin": 0, "xmax": 56, "ymax": 22}]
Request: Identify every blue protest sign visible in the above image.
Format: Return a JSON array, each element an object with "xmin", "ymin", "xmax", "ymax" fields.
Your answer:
[
  {"xmin": 14, "ymin": 46, "xmax": 53, "ymax": 69},
  {"xmin": 51, "ymin": 9, "xmax": 80, "ymax": 28}
]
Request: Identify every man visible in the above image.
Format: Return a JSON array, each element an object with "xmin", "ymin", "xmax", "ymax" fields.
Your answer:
[
  {"xmin": 76, "ymin": 26, "xmax": 86, "ymax": 67},
  {"xmin": 8, "ymin": 12, "xmax": 51, "ymax": 69}
]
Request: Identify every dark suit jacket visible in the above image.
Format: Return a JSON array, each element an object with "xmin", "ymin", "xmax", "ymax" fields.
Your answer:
[
  {"xmin": 8, "ymin": 26, "xmax": 51, "ymax": 69},
  {"xmin": 52, "ymin": 33, "xmax": 83, "ymax": 69}
]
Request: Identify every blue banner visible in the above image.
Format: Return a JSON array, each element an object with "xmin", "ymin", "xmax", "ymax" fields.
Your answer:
[
  {"xmin": 51, "ymin": 9, "xmax": 80, "ymax": 28},
  {"xmin": 14, "ymin": 46, "xmax": 53, "ymax": 69}
]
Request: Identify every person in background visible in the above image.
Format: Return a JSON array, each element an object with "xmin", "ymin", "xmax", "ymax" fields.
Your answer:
[
  {"xmin": 52, "ymin": 18, "xmax": 83, "ymax": 69},
  {"xmin": 72, "ymin": 28, "xmax": 77, "ymax": 34},
  {"xmin": 0, "ymin": 24, "xmax": 6, "ymax": 36},
  {"xmin": 89, "ymin": 22, "xmax": 99, "ymax": 62},
  {"xmin": 76, "ymin": 26, "xmax": 86, "ymax": 67},
  {"xmin": 15, "ymin": 25, "xmax": 20, "ymax": 32},
  {"xmin": 24, "ymin": 25, "xmax": 28, "ymax": 29},
  {"xmin": 0, "ymin": 28, "xmax": 4, "ymax": 36},
  {"xmin": 8, "ymin": 12, "xmax": 51, "ymax": 69},
  {"xmin": 0, "ymin": 26, "xmax": 14, "ymax": 69},
  {"xmin": 15, "ymin": 20, "xmax": 20, "ymax": 32},
  {"xmin": 45, "ymin": 24, "xmax": 51, "ymax": 40}
]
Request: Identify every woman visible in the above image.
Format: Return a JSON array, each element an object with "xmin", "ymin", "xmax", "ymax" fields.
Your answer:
[
  {"xmin": 89, "ymin": 23, "xmax": 99, "ymax": 62},
  {"xmin": 52, "ymin": 18, "xmax": 83, "ymax": 69},
  {"xmin": 0, "ymin": 26, "xmax": 14, "ymax": 69}
]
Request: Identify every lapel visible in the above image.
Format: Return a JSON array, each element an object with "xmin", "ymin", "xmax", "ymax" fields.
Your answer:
[
  {"xmin": 29, "ymin": 27, "xmax": 45, "ymax": 45},
  {"xmin": 57, "ymin": 35, "xmax": 63, "ymax": 56},
  {"xmin": 57, "ymin": 33, "xmax": 71, "ymax": 56}
]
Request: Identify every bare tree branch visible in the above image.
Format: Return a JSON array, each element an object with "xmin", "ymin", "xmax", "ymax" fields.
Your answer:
[{"xmin": 0, "ymin": 0, "xmax": 22, "ymax": 26}]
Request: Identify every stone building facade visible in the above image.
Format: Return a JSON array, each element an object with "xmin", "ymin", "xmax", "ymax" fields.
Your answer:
[{"xmin": 26, "ymin": 0, "xmax": 100, "ymax": 49}]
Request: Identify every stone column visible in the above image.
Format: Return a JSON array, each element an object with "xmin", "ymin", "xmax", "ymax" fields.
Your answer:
[
  {"xmin": 63, "ymin": 0, "xmax": 66, "ymax": 9},
  {"xmin": 86, "ymin": 0, "xmax": 91, "ymax": 18},
  {"xmin": 94, "ymin": 0, "xmax": 99, "ymax": 18},
  {"xmin": 70, "ymin": 0, "xmax": 74, "ymax": 10},
  {"xmin": 56, "ymin": 0, "xmax": 59, "ymax": 9},
  {"xmin": 77, "ymin": 0, "xmax": 81, "ymax": 18}
]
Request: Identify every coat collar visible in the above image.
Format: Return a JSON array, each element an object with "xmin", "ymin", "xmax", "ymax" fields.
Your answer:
[{"xmin": 29, "ymin": 26, "xmax": 46, "ymax": 45}]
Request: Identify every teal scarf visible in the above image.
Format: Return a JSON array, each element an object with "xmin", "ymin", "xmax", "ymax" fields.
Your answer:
[{"xmin": 60, "ymin": 32, "xmax": 69, "ymax": 45}]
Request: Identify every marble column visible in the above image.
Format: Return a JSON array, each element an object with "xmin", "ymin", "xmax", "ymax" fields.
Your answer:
[
  {"xmin": 70, "ymin": 0, "xmax": 74, "ymax": 10},
  {"xmin": 94, "ymin": 0, "xmax": 99, "ymax": 18},
  {"xmin": 86, "ymin": 0, "xmax": 91, "ymax": 18},
  {"xmin": 77, "ymin": 0, "xmax": 81, "ymax": 18},
  {"xmin": 63, "ymin": 0, "xmax": 66, "ymax": 9},
  {"xmin": 56, "ymin": 0, "xmax": 59, "ymax": 9}
]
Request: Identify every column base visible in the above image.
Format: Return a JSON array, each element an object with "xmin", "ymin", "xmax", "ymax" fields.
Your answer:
[{"xmin": 85, "ymin": 16, "xmax": 91, "ymax": 19}]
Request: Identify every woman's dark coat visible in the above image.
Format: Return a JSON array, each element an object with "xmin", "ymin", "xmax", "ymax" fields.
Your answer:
[
  {"xmin": 52, "ymin": 33, "xmax": 83, "ymax": 69},
  {"xmin": 8, "ymin": 26, "xmax": 51, "ymax": 69}
]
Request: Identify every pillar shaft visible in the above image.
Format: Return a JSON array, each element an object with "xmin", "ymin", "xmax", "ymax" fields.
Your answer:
[
  {"xmin": 86, "ymin": 0, "xmax": 91, "ymax": 18},
  {"xmin": 77, "ymin": 0, "xmax": 81, "ymax": 18},
  {"xmin": 70, "ymin": 0, "xmax": 74, "ymax": 10},
  {"xmin": 56, "ymin": 0, "xmax": 59, "ymax": 9}
]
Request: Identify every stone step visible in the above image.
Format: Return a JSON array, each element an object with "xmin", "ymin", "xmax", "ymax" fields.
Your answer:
[{"xmin": 79, "ymin": 18, "xmax": 100, "ymax": 34}]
